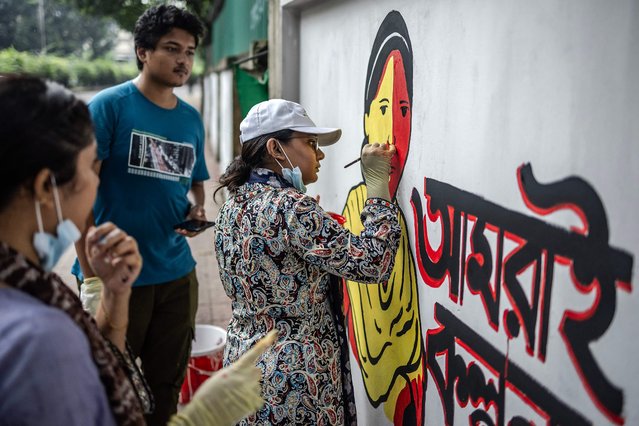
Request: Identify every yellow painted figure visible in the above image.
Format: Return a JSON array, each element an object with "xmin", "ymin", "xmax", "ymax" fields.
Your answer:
[{"xmin": 342, "ymin": 12, "xmax": 425, "ymax": 425}]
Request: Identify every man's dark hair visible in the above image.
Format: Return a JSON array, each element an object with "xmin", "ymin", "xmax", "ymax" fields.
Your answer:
[{"xmin": 133, "ymin": 4, "xmax": 204, "ymax": 70}]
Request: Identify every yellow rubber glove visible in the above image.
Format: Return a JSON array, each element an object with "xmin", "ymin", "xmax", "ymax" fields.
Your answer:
[
  {"xmin": 169, "ymin": 330, "xmax": 277, "ymax": 426},
  {"xmin": 79, "ymin": 277, "xmax": 103, "ymax": 315},
  {"xmin": 362, "ymin": 143, "xmax": 396, "ymax": 201}
]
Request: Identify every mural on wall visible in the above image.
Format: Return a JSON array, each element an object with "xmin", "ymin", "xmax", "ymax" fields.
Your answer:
[
  {"xmin": 341, "ymin": 11, "xmax": 425, "ymax": 425},
  {"xmin": 342, "ymin": 10, "xmax": 634, "ymax": 426},
  {"xmin": 411, "ymin": 164, "xmax": 633, "ymax": 425}
]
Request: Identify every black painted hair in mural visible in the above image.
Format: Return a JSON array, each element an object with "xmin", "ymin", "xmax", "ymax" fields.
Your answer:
[
  {"xmin": 133, "ymin": 4, "xmax": 204, "ymax": 70},
  {"xmin": 360, "ymin": 10, "xmax": 414, "ymax": 196},
  {"xmin": 363, "ymin": 11, "xmax": 414, "ymax": 118},
  {"xmin": 0, "ymin": 74, "xmax": 94, "ymax": 211},
  {"xmin": 214, "ymin": 129, "xmax": 295, "ymax": 198}
]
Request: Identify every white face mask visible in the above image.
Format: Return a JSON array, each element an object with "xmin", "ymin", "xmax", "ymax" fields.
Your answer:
[
  {"xmin": 32, "ymin": 176, "xmax": 81, "ymax": 271},
  {"xmin": 274, "ymin": 141, "xmax": 307, "ymax": 193}
]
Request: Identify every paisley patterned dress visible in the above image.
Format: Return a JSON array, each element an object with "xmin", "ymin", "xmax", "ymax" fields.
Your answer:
[{"xmin": 214, "ymin": 169, "xmax": 401, "ymax": 425}]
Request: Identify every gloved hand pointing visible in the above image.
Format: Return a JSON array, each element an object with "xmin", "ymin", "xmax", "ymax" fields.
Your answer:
[
  {"xmin": 169, "ymin": 330, "xmax": 278, "ymax": 426},
  {"xmin": 361, "ymin": 143, "xmax": 396, "ymax": 201}
]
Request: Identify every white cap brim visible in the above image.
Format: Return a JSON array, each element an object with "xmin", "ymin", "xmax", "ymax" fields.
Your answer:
[{"xmin": 291, "ymin": 126, "xmax": 342, "ymax": 147}]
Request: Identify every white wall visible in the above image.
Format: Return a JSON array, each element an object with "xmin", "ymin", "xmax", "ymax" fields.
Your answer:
[
  {"xmin": 207, "ymin": 73, "xmax": 220, "ymax": 158},
  {"xmin": 219, "ymin": 70, "xmax": 235, "ymax": 175},
  {"xmin": 291, "ymin": 0, "xmax": 639, "ymax": 424}
]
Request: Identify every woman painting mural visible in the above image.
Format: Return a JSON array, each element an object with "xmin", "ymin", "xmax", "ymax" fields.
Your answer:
[{"xmin": 342, "ymin": 11, "xmax": 425, "ymax": 425}]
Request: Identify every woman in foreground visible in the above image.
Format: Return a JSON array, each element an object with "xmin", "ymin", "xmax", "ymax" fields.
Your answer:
[
  {"xmin": 214, "ymin": 99, "xmax": 401, "ymax": 425},
  {"xmin": 0, "ymin": 74, "xmax": 272, "ymax": 426}
]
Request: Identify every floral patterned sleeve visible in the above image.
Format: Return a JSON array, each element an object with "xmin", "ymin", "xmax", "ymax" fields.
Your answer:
[{"xmin": 283, "ymin": 194, "xmax": 401, "ymax": 283}]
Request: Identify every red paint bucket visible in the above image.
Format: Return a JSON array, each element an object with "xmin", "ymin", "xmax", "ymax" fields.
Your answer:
[{"xmin": 179, "ymin": 324, "xmax": 227, "ymax": 404}]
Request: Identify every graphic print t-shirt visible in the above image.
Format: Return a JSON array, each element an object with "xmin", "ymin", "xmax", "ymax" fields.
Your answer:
[
  {"xmin": 73, "ymin": 81, "xmax": 209, "ymax": 286},
  {"xmin": 128, "ymin": 131, "xmax": 196, "ymax": 181}
]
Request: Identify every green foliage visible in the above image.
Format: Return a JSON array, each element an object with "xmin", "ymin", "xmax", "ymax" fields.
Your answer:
[
  {"xmin": 61, "ymin": 0, "xmax": 218, "ymax": 43},
  {"xmin": 0, "ymin": 48, "xmax": 139, "ymax": 88},
  {"xmin": 0, "ymin": 0, "xmax": 119, "ymax": 59},
  {"xmin": 63, "ymin": 0, "xmax": 149, "ymax": 32}
]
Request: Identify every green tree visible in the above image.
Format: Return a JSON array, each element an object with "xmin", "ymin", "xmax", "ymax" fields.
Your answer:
[
  {"xmin": 0, "ymin": 0, "xmax": 118, "ymax": 58},
  {"xmin": 0, "ymin": 0, "xmax": 39, "ymax": 52},
  {"xmin": 61, "ymin": 0, "xmax": 222, "ymax": 46}
]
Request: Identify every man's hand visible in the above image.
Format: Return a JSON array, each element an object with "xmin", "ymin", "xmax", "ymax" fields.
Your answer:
[{"xmin": 175, "ymin": 204, "xmax": 208, "ymax": 238}]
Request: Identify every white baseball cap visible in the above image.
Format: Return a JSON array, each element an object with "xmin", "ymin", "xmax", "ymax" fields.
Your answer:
[{"xmin": 239, "ymin": 99, "xmax": 342, "ymax": 146}]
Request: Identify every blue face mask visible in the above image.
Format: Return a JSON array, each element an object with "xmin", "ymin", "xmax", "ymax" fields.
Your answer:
[
  {"xmin": 33, "ymin": 177, "xmax": 81, "ymax": 272},
  {"xmin": 275, "ymin": 142, "xmax": 307, "ymax": 193}
]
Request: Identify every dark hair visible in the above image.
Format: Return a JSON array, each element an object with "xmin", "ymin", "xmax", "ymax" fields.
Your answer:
[
  {"xmin": 134, "ymin": 5, "xmax": 204, "ymax": 70},
  {"xmin": 364, "ymin": 11, "xmax": 414, "ymax": 118},
  {"xmin": 361, "ymin": 11, "xmax": 414, "ymax": 188},
  {"xmin": 0, "ymin": 74, "xmax": 94, "ymax": 211},
  {"xmin": 214, "ymin": 129, "xmax": 295, "ymax": 199}
]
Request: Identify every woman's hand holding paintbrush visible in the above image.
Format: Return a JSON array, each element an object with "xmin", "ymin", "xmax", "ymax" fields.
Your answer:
[
  {"xmin": 344, "ymin": 142, "xmax": 395, "ymax": 169},
  {"xmin": 359, "ymin": 142, "xmax": 396, "ymax": 201}
]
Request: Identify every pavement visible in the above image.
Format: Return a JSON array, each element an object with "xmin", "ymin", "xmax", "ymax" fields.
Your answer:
[{"xmin": 54, "ymin": 85, "xmax": 232, "ymax": 329}]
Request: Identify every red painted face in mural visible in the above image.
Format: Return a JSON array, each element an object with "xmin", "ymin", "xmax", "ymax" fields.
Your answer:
[{"xmin": 365, "ymin": 50, "xmax": 411, "ymax": 199}]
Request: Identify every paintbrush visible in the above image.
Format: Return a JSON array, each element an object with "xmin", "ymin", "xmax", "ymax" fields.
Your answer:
[{"xmin": 343, "ymin": 157, "xmax": 361, "ymax": 168}]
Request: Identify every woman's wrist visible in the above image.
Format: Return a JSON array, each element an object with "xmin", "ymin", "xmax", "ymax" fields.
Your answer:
[
  {"xmin": 101, "ymin": 285, "xmax": 131, "ymax": 303},
  {"xmin": 99, "ymin": 288, "xmax": 130, "ymax": 329},
  {"xmin": 100, "ymin": 296, "xmax": 128, "ymax": 331},
  {"xmin": 365, "ymin": 184, "xmax": 391, "ymax": 202}
]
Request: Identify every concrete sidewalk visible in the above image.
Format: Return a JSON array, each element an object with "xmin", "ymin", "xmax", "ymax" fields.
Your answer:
[{"xmin": 189, "ymin": 146, "xmax": 232, "ymax": 329}]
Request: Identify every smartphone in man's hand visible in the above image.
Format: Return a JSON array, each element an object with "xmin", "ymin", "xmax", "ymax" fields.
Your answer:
[{"xmin": 173, "ymin": 219, "xmax": 215, "ymax": 233}]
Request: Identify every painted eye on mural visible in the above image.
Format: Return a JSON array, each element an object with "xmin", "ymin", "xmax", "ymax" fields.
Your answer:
[
  {"xmin": 380, "ymin": 105, "xmax": 388, "ymax": 115},
  {"xmin": 401, "ymin": 106, "xmax": 409, "ymax": 117}
]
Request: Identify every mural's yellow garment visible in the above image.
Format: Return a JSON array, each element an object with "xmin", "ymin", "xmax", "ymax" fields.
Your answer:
[{"xmin": 342, "ymin": 183, "xmax": 423, "ymax": 421}]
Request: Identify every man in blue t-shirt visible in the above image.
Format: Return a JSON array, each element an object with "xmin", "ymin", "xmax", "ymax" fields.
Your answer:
[{"xmin": 73, "ymin": 5, "xmax": 209, "ymax": 425}]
